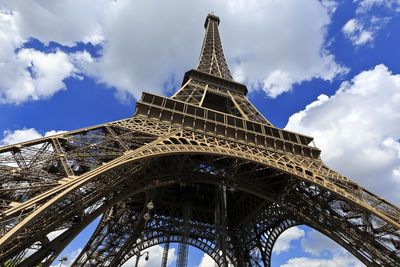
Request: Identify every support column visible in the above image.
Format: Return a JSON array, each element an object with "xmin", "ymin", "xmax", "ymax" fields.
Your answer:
[
  {"xmin": 177, "ymin": 187, "xmax": 191, "ymax": 267},
  {"xmin": 161, "ymin": 242, "xmax": 170, "ymax": 267},
  {"xmin": 215, "ymin": 185, "xmax": 228, "ymax": 267}
]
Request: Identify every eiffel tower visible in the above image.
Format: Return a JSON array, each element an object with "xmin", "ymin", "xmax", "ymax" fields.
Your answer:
[{"xmin": 0, "ymin": 14, "xmax": 399, "ymax": 267}]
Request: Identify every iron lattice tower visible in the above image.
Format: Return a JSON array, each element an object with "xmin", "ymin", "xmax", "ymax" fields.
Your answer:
[{"xmin": 0, "ymin": 14, "xmax": 399, "ymax": 267}]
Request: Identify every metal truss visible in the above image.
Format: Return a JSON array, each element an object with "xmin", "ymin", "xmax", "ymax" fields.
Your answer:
[
  {"xmin": 197, "ymin": 14, "xmax": 233, "ymax": 80},
  {"xmin": 0, "ymin": 13, "xmax": 399, "ymax": 267}
]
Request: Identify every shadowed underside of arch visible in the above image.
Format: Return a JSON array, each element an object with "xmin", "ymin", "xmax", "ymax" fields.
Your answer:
[
  {"xmin": 0, "ymin": 120, "xmax": 399, "ymax": 266},
  {"xmin": 1, "ymin": 13, "xmax": 400, "ymax": 267}
]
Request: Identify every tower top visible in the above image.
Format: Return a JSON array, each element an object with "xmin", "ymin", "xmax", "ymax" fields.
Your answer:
[
  {"xmin": 197, "ymin": 14, "xmax": 233, "ymax": 81},
  {"xmin": 204, "ymin": 13, "xmax": 220, "ymax": 29}
]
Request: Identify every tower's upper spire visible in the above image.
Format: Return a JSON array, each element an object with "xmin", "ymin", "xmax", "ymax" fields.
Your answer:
[{"xmin": 196, "ymin": 14, "xmax": 233, "ymax": 80}]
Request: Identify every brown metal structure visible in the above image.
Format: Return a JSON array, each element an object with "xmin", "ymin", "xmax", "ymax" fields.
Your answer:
[{"xmin": 0, "ymin": 14, "xmax": 399, "ymax": 267}]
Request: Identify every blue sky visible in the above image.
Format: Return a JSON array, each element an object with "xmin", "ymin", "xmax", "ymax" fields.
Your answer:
[{"xmin": 1, "ymin": 0, "xmax": 400, "ymax": 266}]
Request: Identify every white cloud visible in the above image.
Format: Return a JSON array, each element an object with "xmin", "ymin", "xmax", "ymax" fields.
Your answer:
[
  {"xmin": 301, "ymin": 230, "xmax": 343, "ymax": 256},
  {"xmin": 122, "ymin": 245, "xmax": 176, "ymax": 267},
  {"xmin": 197, "ymin": 253, "xmax": 215, "ymax": 267},
  {"xmin": 355, "ymin": 0, "xmax": 400, "ymax": 14},
  {"xmin": 273, "ymin": 226, "xmax": 305, "ymax": 255},
  {"xmin": 0, "ymin": 7, "xmax": 81, "ymax": 104},
  {"xmin": 286, "ymin": 64, "xmax": 400, "ymax": 204},
  {"xmin": 223, "ymin": 0, "xmax": 347, "ymax": 97},
  {"xmin": 11, "ymin": 49, "xmax": 76, "ymax": 103},
  {"xmin": 342, "ymin": 19, "xmax": 373, "ymax": 46},
  {"xmin": 1, "ymin": 128, "xmax": 66, "ymax": 146},
  {"xmin": 262, "ymin": 70, "xmax": 295, "ymax": 98},
  {"xmin": 342, "ymin": 0, "xmax": 399, "ymax": 47},
  {"xmin": 2, "ymin": 0, "xmax": 107, "ymax": 46},
  {"xmin": 1, "ymin": 128, "xmax": 42, "ymax": 145},
  {"xmin": 196, "ymin": 253, "xmax": 234, "ymax": 267},
  {"xmin": 2, "ymin": 0, "xmax": 346, "ymax": 102},
  {"xmin": 195, "ymin": 228, "xmax": 360, "ymax": 267},
  {"xmin": 281, "ymin": 250, "xmax": 365, "ymax": 267},
  {"xmin": 294, "ymin": 230, "xmax": 364, "ymax": 266},
  {"xmin": 342, "ymin": 17, "xmax": 389, "ymax": 46},
  {"xmin": 320, "ymin": 0, "xmax": 339, "ymax": 14},
  {"xmin": 44, "ymin": 130, "xmax": 67, "ymax": 137}
]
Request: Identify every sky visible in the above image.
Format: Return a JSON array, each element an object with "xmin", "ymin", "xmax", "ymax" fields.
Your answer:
[{"xmin": 0, "ymin": 0, "xmax": 400, "ymax": 266}]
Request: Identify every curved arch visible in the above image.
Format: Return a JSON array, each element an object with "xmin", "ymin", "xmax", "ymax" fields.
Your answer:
[
  {"xmin": 71, "ymin": 190, "xmax": 237, "ymax": 266},
  {"xmin": 1, "ymin": 142, "xmax": 395, "ymax": 234},
  {"xmin": 268, "ymin": 224, "xmax": 371, "ymax": 267},
  {"xmin": 3, "ymin": 140, "xmax": 396, "ymax": 230},
  {"xmin": 118, "ymin": 235, "xmax": 231, "ymax": 267},
  {"xmin": 260, "ymin": 220, "xmax": 299, "ymax": 266},
  {"xmin": 1, "ymin": 144, "xmax": 399, "ymax": 265}
]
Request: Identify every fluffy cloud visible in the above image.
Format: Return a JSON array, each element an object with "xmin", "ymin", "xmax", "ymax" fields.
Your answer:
[
  {"xmin": 301, "ymin": 230, "xmax": 344, "ymax": 257},
  {"xmin": 196, "ymin": 253, "xmax": 234, "ymax": 267},
  {"xmin": 223, "ymin": 0, "xmax": 346, "ymax": 97},
  {"xmin": 342, "ymin": 18, "xmax": 373, "ymax": 46},
  {"xmin": 286, "ymin": 64, "xmax": 400, "ymax": 204},
  {"xmin": 197, "ymin": 253, "xmax": 215, "ymax": 267},
  {"xmin": 342, "ymin": 0, "xmax": 399, "ymax": 46},
  {"xmin": 2, "ymin": 0, "xmax": 107, "ymax": 46},
  {"xmin": 320, "ymin": 0, "xmax": 339, "ymax": 14},
  {"xmin": 77, "ymin": 0, "xmax": 347, "ymax": 99},
  {"xmin": 0, "ymin": 8, "xmax": 81, "ymax": 104},
  {"xmin": 223, "ymin": 1, "xmax": 347, "ymax": 97},
  {"xmin": 1, "ymin": 128, "xmax": 66, "ymax": 145},
  {"xmin": 355, "ymin": 0, "xmax": 400, "ymax": 14},
  {"xmin": 281, "ymin": 251, "xmax": 364, "ymax": 267},
  {"xmin": 280, "ymin": 229, "xmax": 363, "ymax": 266},
  {"xmin": 342, "ymin": 17, "xmax": 389, "ymax": 46},
  {"xmin": 1, "ymin": 0, "xmax": 345, "ymax": 102},
  {"xmin": 273, "ymin": 226, "xmax": 305, "ymax": 255}
]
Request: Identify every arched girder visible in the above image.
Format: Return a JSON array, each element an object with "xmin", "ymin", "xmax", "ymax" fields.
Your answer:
[
  {"xmin": 118, "ymin": 235, "xmax": 231, "ymax": 267},
  {"xmin": 254, "ymin": 219, "xmax": 299, "ymax": 266},
  {"xmin": 226, "ymin": 206, "xmax": 300, "ymax": 267},
  {"xmin": 72, "ymin": 190, "xmax": 237, "ymax": 266},
  {"xmin": 230, "ymin": 202, "xmax": 382, "ymax": 267},
  {"xmin": 1, "ymin": 163, "xmax": 398, "ymax": 266},
  {"xmin": 0, "ymin": 138, "xmax": 399, "ymax": 266},
  {"xmin": 2, "ymin": 128, "xmax": 399, "ymax": 235}
]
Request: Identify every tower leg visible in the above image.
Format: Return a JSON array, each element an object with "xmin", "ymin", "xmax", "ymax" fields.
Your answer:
[
  {"xmin": 22, "ymin": 221, "xmax": 90, "ymax": 266},
  {"xmin": 176, "ymin": 243, "xmax": 189, "ymax": 267},
  {"xmin": 176, "ymin": 188, "xmax": 191, "ymax": 267},
  {"xmin": 161, "ymin": 242, "xmax": 170, "ymax": 267},
  {"xmin": 215, "ymin": 185, "xmax": 228, "ymax": 267},
  {"xmin": 71, "ymin": 201, "xmax": 146, "ymax": 266}
]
